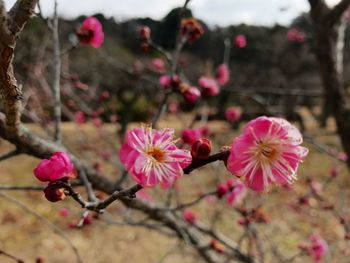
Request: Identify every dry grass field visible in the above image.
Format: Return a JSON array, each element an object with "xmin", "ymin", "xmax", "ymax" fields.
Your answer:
[{"xmin": 0, "ymin": 112, "xmax": 349, "ymax": 263}]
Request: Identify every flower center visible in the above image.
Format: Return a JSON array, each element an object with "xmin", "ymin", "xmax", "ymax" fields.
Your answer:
[
  {"xmin": 256, "ymin": 141, "xmax": 278, "ymax": 162},
  {"xmin": 146, "ymin": 147, "xmax": 165, "ymax": 162}
]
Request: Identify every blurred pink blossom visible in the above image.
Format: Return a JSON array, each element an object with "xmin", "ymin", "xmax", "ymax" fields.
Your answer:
[
  {"xmin": 77, "ymin": 17, "xmax": 104, "ymax": 48},
  {"xmin": 181, "ymin": 128, "xmax": 203, "ymax": 145},
  {"xmin": 287, "ymin": 28, "xmax": 305, "ymax": 42},
  {"xmin": 159, "ymin": 75, "xmax": 171, "ymax": 88},
  {"xmin": 226, "ymin": 179, "xmax": 247, "ymax": 206},
  {"xmin": 307, "ymin": 234, "xmax": 328, "ymax": 262},
  {"xmin": 215, "ymin": 64, "xmax": 230, "ymax": 85},
  {"xmin": 183, "ymin": 208, "xmax": 198, "ymax": 223},
  {"xmin": 225, "ymin": 107, "xmax": 242, "ymax": 124},
  {"xmin": 120, "ymin": 126, "xmax": 192, "ymax": 187},
  {"xmin": 151, "ymin": 58, "xmax": 165, "ymax": 72},
  {"xmin": 227, "ymin": 116, "xmax": 308, "ymax": 192},
  {"xmin": 234, "ymin": 34, "xmax": 246, "ymax": 48},
  {"xmin": 74, "ymin": 111, "xmax": 85, "ymax": 125},
  {"xmin": 182, "ymin": 86, "xmax": 201, "ymax": 103},
  {"xmin": 198, "ymin": 77, "xmax": 220, "ymax": 96},
  {"xmin": 58, "ymin": 207, "xmax": 70, "ymax": 217}
]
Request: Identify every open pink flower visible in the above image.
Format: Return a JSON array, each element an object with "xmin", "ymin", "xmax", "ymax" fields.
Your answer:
[
  {"xmin": 215, "ymin": 64, "xmax": 230, "ymax": 85},
  {"xmin": 151, "ymin": 58, "xmax": 165, "ymax": 72},
  {"xmin": 120, "ymin": 126, "xmax": 192, "ymax": 188},
  {"xmin": 234, "ymin": 35, "xmax": 246, "ymax": 48},
  {"xmin": 77, "ymin": 17, "xmax": 104, "ymax": 48},
  {"xmin": 307, "ymin": 234, "xmax": 328, "ymax": 262},
  {"xmin": 198, "ymin": 77, "xmax": 220, "ymax": 96},
  {"xmin": 227, "ymin": 116, "xmax": 308, "ymax": 192},
  {"xmin": 225, "ymin": 107, "xmax": 242, "ymax": 124},
  {"xmin": 34, "ymin": 152, "xmax": 76, "ymax": 182}
]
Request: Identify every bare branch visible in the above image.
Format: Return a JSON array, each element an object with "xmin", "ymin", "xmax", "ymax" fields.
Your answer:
[{"xmin": 0, "ymin": 148, "xmax": 19, "ymax": 161}]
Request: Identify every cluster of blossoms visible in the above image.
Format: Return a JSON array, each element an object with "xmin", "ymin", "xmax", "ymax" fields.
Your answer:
[
  {"xmin": 76, "ymin": 17, "xmax": 104, "ymax": 48},
  {"xmin": 33, "ymin": 152, "xmax": 76, "ymax": 202},
  {"xmin": 287, "ymin": 28, "xmax": 305, "ymax": 42}
]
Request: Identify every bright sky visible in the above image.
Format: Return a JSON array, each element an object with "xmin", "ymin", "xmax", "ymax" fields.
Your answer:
[{"xmin": 3, "ymin": 0, "xmax": 342, "ymax": 26}]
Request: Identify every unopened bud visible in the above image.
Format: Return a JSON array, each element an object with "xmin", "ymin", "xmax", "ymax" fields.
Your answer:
[
  {"xmin": 43, "ymin": 185, "xmax": 66, "ymax": 202},
  {"xmin": 191, "ymin": 138, "xmax": 212, "ymax": 159}
]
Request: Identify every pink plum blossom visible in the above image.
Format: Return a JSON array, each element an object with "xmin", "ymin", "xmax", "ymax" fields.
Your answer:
[
  {"xmin": 151, "ymin": 58, "xmax": 165, "ymax": 72},
  {"xmin": 77, "ymin": 17, "xmax": 104, "ymax": 48},
  {"xmin": 182, "ymin": 86, "xmax": 201, "ymax": 103},
  {"xmin": 225, "ymin": 107, "xmax": 242, "ymax": 124},
  {"xmin": 198, "ymin": 77, "xmax": 220, "ymax": 96},
  {"xmin": 307, "ymin": 234, "xmax": 328, "ymax": 262},
  {"xmin": 234, "ymin": 34, "xmax": 246, "ymax": 48},
  {"xmin": 183, "ymin": 208, "xmax": 198, "ymax": 223},
  {"xmin": 34, "ymin": 152, "xmax": 76, "ymax": 182},
  {"xmin": 74, "ymin": 111, "xmax": 85, "ymax": 125},
  {"xmin": 215, "ymin": 64, "xmax": 230, "ymax": 85},
  {"xmin": 227, "ymin": 116, "xmax": 308, "ymax": 192},
  {"xmin": 159, "ymin": 75, "xmax": 171, "ymax": 88},
  {"xmin": 119, "ymin": 126, "xmax": 192, "ymax": 187},
  {"xmin": 58, "ymin": 207, "xmax": 70, "ymax": 217}
]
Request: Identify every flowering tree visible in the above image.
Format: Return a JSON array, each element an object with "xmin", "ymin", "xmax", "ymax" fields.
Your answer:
[{"xmin": 0, "ymin": 1, "xmax": 349, "ymax": 262}]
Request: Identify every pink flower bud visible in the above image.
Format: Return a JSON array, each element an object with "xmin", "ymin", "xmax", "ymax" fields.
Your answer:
[
  {"xmin": 215, "ymin": 64, "xmax": 230, "ymax": 85},
  {"xmin": 234, "ymin": 34, "xmax": 246, "ymax": 48},
  {"xmin": 181, "ymin": 18, "xmax": 204, "ymax": 44},
  {"xmin": 183, "ymin": 209, "xmax": 197, "ymax": 223},
  {"xmin": 198, "ymin": 77, "xmax": 220, "ymax": 97},
  {"xmin": 74, "ymin": 111, "xmax": 85, "ymax": 125},
  {"xmin": 210, "ymin": 239, "xmax": 225, "ymax": 254},
  {"xmin": 225, "ymin": 107, "xmax": 242, "ymax": 124},
  {"xmin": 191, "ymin": 138, "xmax": 212, "ymax": 159},
  {"xmin": 43, "ymin": 185, "xmax": 66, "ymax": 202},
  {"xmin": 151, "ymin": 58, "xmax": 164, "ymax": 72},
  {"xmin": 182, "ymin": 86, "xmax": 201, "ymax": 104},
  {"xmin": 159, "ymin": 75, "xmax": 171, "ymax": 88},
  {"xmin": 33, "ymin": 152, "xmax": 75, "ymax": 182}
]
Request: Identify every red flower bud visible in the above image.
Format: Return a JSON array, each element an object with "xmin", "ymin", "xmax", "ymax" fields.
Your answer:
[
  {"xmin": 43, "ymin": 185, "xmax": 66, "ymax": 202},
  {"xmin": 191, "ymin": 138, "xmax": 212, "ymax": 159}
]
